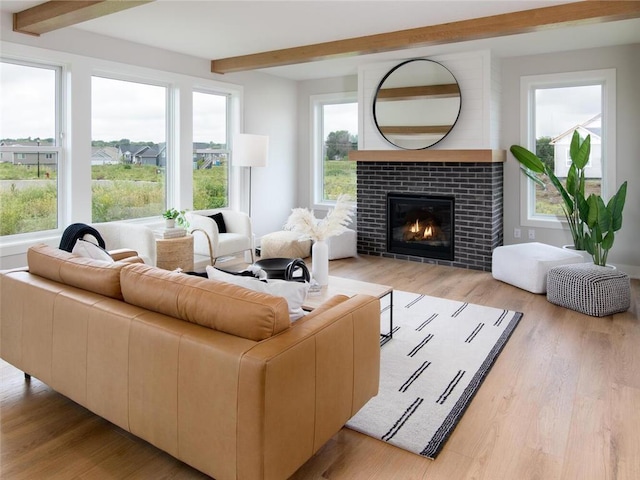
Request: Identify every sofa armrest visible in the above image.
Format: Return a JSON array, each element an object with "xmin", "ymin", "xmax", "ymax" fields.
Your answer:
[
  {"xmin": 236, "ymin": 294, "xmax": 380, "ymax": 480},
  {"xmin": 187, "ymin": 213, "xmax": 219, "ymax": 257},
  {"xmin": 221, "ymin": 210, "xmax": 252, "ymax": 237},
  {"xmin": 108, "ymin": 248, "xmax": 139, "ymax": 261}
]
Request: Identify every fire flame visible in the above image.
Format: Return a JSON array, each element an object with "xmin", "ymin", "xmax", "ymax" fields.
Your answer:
[{"xmin": 405, "ymin": 219, "xmax": 436, "ymax": 240}]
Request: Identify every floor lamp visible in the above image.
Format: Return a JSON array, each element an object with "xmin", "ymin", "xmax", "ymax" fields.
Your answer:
[{"xmin": 232, "ymin": 133, "xmax": 269, "ymax": 218}]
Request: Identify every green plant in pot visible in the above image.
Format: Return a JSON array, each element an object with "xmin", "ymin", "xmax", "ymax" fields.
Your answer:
[
  {"xmin": 510, "ymin": 130, "xmax": 591, "ymax": 251},
  {"xmin": 580, "ymin": 181, "xmax": 627, "ymax": 267},
  {"xmin": 162, "ymin": 208, "xmax": 189, "ymax": 229}
]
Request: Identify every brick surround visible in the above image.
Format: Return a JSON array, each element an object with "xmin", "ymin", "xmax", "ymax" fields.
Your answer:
[{"xmin": 356, "ymin": 161, "xmax": 503, "ymax": 271}]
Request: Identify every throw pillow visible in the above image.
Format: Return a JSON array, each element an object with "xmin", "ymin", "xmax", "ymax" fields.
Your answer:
[
  {"xmin": 206, "ymin": 265, "xmax": 309, "ymax": 321},
  {"xmin": 72, "ymin": 238, "xmax": 114, "ymax": 263},
  {"xmin": 208, "ymin": 212, "xmax": 227, "ymax": 233}
]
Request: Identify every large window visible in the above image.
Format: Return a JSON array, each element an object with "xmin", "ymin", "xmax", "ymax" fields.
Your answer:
[
  {"xmin": 520, "ymin": 69, "xmax": 615, "ymax": 227},
  {"xmin": 193, "ymin": 91, "xmax": 229, "ymax": 209},
  {"xmin": 91, "ymin": 76, "xmax": 167, "ymax": 222},
  {"xmin": 312, "ymin": 94, "xmax": 358, "ymax": 204},
  {"xmin": 0, "ymin": 60, "xmax": 61, "ymax": 236},
  {"xmin": 0, "ymin": 43, "xmax": 244, "ymax": 255}
]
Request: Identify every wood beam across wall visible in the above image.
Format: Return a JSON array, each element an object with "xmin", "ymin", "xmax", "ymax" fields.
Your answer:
[
  {"xmin": 211, "ymin": 1, "xmax": 640, "ymax": 74},
  {"xmin": 13, "ymin": 0, "xmax": 153, "ymax": 36}
]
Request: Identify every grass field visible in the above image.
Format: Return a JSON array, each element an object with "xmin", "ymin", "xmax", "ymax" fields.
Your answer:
[
  {"xmin": 0, "ymin": 162, "xmax": 230, "ymax": 235},
  {"xmin": 534, "ymin": 176, "xmax": 601, "ymax": 216},
  {"xmin": 0, "ymin": 160, "xmax": 587, "ymax": 236}
]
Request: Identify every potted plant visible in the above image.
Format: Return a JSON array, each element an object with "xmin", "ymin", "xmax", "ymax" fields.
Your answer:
[
  {"xmin": 162, "ymin": 208, "xmax": 189, "ymax": 229},
  {"xmin": 284, "ymin": 194, "xmax": 355, "ymax": 286},
  {"xmin": 511, "ymin": 131, "xmax": 628, "ymax": 266},
  {"xmin": 510, "ymin": 130, "xmax": 591, "ymax": 251},
  {"xmin": 581, "ymin": 181, "xmax": 627, "ymax": 266}
]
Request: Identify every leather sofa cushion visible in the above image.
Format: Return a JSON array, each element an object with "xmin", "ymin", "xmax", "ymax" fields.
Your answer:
[
  {"xmin": 120, "ymin": 263, "xmax": 291, "ymax": 341},
  {"xmin": 27, "ymin": 244, "xmax": 138, "ymax": 300}
]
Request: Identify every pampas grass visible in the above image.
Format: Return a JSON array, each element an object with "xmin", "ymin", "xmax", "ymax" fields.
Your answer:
[{"xmin": 284, "ymin": 194, "xmax": 355, "ymax": 242}]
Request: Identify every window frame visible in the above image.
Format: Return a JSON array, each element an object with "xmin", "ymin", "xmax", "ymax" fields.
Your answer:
[
  {"xmin": 518, "ymin": 68, "xmax": 616, "ymax": 229},
  {"xmin": 192, "ymin": 88, "xmax": 231, "ymax": 210},
  {"xmin": 0, "ymin": 57, "xmax": 63, "ymax": 241},
  {"xmin": 310, "ymin": 92, "xmax": 357, "ymax": 208},
  {"xmin": 0, "ymin": 41, "xmax": 243, "ymax": 259},
  {"xmin": 90, "ymin": 72, "xmax": 170, "ymax": 223}
]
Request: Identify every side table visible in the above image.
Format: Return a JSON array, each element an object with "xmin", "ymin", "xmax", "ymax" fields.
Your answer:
[
  {"xmin": 156, "ymin": 235, "xmax": 194, "ymax": 271},
  {"xmin": 302, "ymin": 275, "xmax": 394, "ymax": 340}
]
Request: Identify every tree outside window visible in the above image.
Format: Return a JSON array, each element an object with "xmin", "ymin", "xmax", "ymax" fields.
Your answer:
[{"xmin": 315, "ymin": 98, "xmax": 358, "ymax": 203}]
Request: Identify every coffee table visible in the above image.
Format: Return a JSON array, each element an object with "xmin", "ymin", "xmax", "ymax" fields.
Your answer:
[{"xmin": 302, "ymin": 275, "xmax": 394, "ymax": 339}]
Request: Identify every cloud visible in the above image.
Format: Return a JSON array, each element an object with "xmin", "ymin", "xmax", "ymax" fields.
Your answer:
[
  {"xmin": 324, "ymin": 102, "xmax": 358, "ymax": 135},
  {"xmin": 535, "ymin": 84, "xmax": 600, "ymax": 138},
  {"xmin": 0, "ymin": 62, "xmax": 56, "ymax": 139},
  {"xmin": 92, "ymin": 76, "xmax": 166, "ymax": 143}
]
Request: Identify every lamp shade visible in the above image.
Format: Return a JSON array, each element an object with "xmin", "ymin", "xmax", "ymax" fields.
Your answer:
[{"xmin": 233, "ymin": 133, "xmax": 269, "ymax": 168}]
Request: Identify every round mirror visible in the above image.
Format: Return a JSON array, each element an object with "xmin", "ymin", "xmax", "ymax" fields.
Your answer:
[{"xmin": 373, "ymin": 59, "xmax": 462, "ymax": 150}]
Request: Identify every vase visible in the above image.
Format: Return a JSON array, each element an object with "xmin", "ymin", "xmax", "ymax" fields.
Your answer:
[
  {"xmin": 165, "ymin": 218, "xmax": 175, "ymax": 229},
  {"xmin": 312, "ymin": 240, "xmax": 329, "ymax": 286}
]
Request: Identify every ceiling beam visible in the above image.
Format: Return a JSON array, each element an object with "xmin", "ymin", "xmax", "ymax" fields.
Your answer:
[
  {"xmin": 211, "ymin": 1, "xmax": 640, "ymax": 74},
  {"xmin": 13, "ymin": 0, "xmax": 153, "ymax": 36}
]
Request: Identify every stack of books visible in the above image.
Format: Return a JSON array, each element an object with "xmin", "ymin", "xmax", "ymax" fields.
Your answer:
[{"xmin": 154, "ymin": 227, "xmax": 187, "ymax": 239}]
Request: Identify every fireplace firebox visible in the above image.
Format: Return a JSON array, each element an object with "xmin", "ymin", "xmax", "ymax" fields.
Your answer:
[{"xmin": 387, "ymin": 193, "xmax": 455, "ymax": 261}]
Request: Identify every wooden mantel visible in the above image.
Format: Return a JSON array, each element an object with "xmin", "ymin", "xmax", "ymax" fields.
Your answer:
[{"xmin": 349, "ymin": 149, "xmax": 506, "ymax": 163}]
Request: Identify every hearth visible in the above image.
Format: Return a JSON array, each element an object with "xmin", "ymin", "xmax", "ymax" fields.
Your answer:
[{"xmin": 387, "ymin": 193, "xmax": 454, "ymax": 261}]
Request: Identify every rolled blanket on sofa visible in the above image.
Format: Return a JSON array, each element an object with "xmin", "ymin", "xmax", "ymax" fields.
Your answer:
[{"xmin": 59, "ymin": 223, "xmax": 106, "ymax": 252}]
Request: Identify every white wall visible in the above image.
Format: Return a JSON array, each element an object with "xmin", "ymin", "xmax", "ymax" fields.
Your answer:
[
  {"xmin": 238, "ymin": 72, "xmax": 298, "ymax": 238},
  {"xmin": 502, "ymin": 44, "xmax": 640, "ymax": 277},
  {"xmin": 0, "ymin": 11, "xmax": 298, "ymax": 267},
  {"xmin": 358, "ymin": 51, "xmax": 496, "ymax": 150}
]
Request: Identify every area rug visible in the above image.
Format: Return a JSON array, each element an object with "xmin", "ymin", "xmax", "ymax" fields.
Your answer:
[{"xmin": 346, "ymin": 290, "xmax": 523, "ymax": 459}]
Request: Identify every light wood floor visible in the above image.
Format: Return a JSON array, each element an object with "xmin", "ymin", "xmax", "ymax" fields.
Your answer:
[{"xmin": 2, "ymin": 255, "xmax": 639, "ymax": 479}]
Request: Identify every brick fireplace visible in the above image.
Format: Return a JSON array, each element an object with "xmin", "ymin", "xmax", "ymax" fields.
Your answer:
[{"xmin": 354, "ymin": 152, "xmax": 504, "ymax": 271}]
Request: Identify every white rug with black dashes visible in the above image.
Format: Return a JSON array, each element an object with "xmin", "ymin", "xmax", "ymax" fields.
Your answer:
[{"xmin": 346, "ymin": 290, "xmax": 523, "ymax": 459}]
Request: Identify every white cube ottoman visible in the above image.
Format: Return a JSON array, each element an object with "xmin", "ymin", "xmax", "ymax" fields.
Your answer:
[
  {"xmin": 547, "ymin": 263, "xmax": 630, "ymax": 317},
  {"xmin": 492, "ymin": 242, "xmax": 584, "ymax": 294},
  {"xmin": 327, "ymin": 229, "xmax": 357, "ymax": 260}
]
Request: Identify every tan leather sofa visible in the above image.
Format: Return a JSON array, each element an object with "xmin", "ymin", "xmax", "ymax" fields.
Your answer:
[{"xmin": 0, "ymin": 244, "xmax": 381, "ymax": 480}]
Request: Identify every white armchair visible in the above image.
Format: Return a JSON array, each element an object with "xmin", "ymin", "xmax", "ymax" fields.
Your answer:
[
  {"xmin": 186, "ymin": 209, "xmax": 254, "ymax": 272},
  {"xmin": 88, "ymin": 222, "xmax": 157, "ymax": 266}
]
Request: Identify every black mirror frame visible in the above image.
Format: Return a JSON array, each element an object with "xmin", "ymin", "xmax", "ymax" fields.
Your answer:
[{"xmin": 373, "ymin": 58, "xmax": 462, "ymax": 150}]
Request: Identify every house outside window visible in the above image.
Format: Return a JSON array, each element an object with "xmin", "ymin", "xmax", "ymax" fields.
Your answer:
[
  {"xmin": 519, "ymin": 69, "xmax": 615, "ymax": 226},
  {"xmin": 311, "ymin": 93, "xmax": 358, "ymax": 205},
  {"xmin": 193, "ymin": 90, "xmax": 229, "ymax": 209},
  {"xmin": 91, "ymin": 75, "xmax": 167, "ymax": 222},
  {"xmin": 0, "ymin": 59, "xmax": 61, "ymax": 236}
]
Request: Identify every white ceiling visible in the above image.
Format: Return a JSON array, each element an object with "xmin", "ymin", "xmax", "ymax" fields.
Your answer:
[{"xmin": 2, "ymin": 0, "xmax": 640, "ymax": 80}]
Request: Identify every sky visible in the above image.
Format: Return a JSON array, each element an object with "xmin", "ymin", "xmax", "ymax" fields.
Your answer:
[
  {"xmin": 323, "ymin": 102, "xmax": 358, "ymax": 137},
  {"xmin": 0, "ymin": 61, "xmax": 57, "ymax": 140},
  {"xmin": 535, "ymin": 84, "xmax": 601, "ymax": 139}
]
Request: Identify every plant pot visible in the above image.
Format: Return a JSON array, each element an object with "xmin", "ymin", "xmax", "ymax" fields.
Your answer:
[
  {"xmin": 562, "ymin": 245, "xmax": 590, "ymax": 262},
  {"xmin": 165, "ymin": 218, "xmax": 175, "ymax": 229}
]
